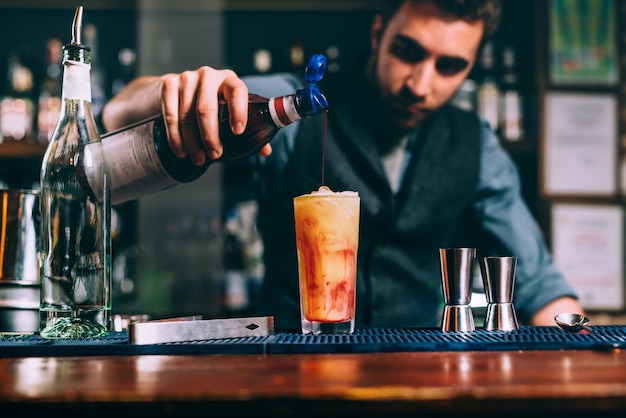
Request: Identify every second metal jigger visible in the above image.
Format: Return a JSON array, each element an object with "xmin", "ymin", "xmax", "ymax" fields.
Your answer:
[
  {"xmin": 439, "ymin": 247, "xmax": 476, "ymax": 332},
  {"xmin": 479, "ymin": 256, "xmax": 519, "ymax": 331}
]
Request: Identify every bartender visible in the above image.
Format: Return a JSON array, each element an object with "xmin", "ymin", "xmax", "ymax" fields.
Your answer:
[{"xmin": 102, "ymin": 0, "xmax": 584, "ymax": 330}]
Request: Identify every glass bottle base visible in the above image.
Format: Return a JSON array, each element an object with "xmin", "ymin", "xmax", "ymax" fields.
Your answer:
[{"xmin": 40, "ymin": 314, "xmax": 110, "ymax": 339}]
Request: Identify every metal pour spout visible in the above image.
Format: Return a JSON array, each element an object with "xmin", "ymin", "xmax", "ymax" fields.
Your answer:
[
  {"xmin": 63, "ymin": 5, "xmax": 89, "ymax": 64},
  {"xmin": 71, "ymin": 6, "xmax": 84, "ymax": 45}
]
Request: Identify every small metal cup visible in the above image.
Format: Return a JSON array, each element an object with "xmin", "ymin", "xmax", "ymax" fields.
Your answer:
[
  {"xmin": 439, "ymin": 247, "xmax": 476, "ymax": 332},
  {"xmin": 0, "ymin": 188, "xmax": 40, "ymax": 284},
  {"xmin": 0, "ymin": 188, "xmax": 40, "ymax": 333},
  {"xmin": 479, "ymin": 256, "xmax": 519, "ymax": 331}
]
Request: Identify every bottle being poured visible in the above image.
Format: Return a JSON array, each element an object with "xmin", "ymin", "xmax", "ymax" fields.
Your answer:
[
  {"xmin": 39, "ymin": 6, "xmax": 112, "ymax": 339},
  {"xmin": 96, "ymin": 55, "xmax": 329, "ymax": 205}
]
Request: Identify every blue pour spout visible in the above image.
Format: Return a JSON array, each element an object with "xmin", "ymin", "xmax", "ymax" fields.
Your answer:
[{"xmin": 297, "ymin": 54, "xmax": 329, "ymax": 116}]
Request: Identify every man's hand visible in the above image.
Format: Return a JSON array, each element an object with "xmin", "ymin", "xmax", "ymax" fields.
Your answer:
[{"xmin": 102, "ymin": 66, "xmax": 272, "ymax": 166}]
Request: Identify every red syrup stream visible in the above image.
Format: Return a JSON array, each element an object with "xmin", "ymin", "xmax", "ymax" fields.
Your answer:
[{"xmin": 321, "ymin": 108, "xmax": 328, "ymax": 185}]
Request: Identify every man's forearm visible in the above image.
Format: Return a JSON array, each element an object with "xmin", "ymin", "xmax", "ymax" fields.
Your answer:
[
  {"xmin": 101, "ymin": 76, "xmax": 164, "ymax": 132},
  {"xmin": 530, "ymin": 297, "xmax": 585, "ymax": 326}
]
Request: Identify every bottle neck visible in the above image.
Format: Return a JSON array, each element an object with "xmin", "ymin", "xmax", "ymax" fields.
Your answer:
[
  {"xmin": 61, "ymin": 59, "xmax": 92, "ymax": 103},
  {"xmin": 268, "ymin": 94, "xmax": 301, "ymax": 128},
  {"xmin": 267, "ymin": 86, "xmax": 327, "ymax": 128}
]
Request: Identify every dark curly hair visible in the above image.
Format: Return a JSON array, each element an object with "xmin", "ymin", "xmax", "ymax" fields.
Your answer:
[{"xmin": 379, "ymin": 0, "xmax": 502, "ymax": 38}]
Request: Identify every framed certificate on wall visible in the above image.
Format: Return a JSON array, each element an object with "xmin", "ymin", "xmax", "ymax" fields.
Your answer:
[
  {"xmin": 551, "ymin": 203, "xmax": 624, "ymax": 310},
  {"xmin": 542, "ymin": 92, "xmax": 618, "ymax": 197}
]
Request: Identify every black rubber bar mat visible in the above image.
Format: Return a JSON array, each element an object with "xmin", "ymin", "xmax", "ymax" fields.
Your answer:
[{"xmin": 1, "ymin": 326, "xmax": 625, "ymax": 357}]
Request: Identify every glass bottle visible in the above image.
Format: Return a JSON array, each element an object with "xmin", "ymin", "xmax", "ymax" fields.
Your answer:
[
  {"xmin": 1, "ymin": 50, "xmax": 36, "ymax": 142},
  {"xmin": 111, "ymin": 47, "xmax": 137, "ymax": 96},
  {"xmin": 82, "ymin": 22, "xmax": 107, "ymax": 124},
  {"xmin": 39, "ymin": 6, "xmax": 111, "ymax": 339},
  {"xmin": 499, "ymin": 45, "xmax": 523, "ymax": 141},
  {"xmin": 96, "ymin": 54, "xmax": 328, "ymax": 205},
  {"xmin": 477, "ymin": 41, "xmax": 500, "ymax": 132},
  {"xmin": 221, "ymin": 209, "xmax": 249, "ymax": 315}
]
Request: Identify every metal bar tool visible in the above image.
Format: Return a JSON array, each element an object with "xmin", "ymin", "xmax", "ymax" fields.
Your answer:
[
  {"xmin": 128, "ymin": 316, "xmax": 274, "ymax": 345},
  {"xmin": 439, "ymin": 247, "xmax": 476, "ymax": 332}
]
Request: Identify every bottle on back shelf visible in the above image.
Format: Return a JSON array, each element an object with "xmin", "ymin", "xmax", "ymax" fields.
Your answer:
[
  {"xmin": 499, "ymin": 45, "xmax": 523, "ymax": 141},
  {"xmin": 111, "ymin": 47, "xmax": 137, "ymax": 96},
  {"xmin": 96, "ymin": 54, "xmax": 329, "ymax": 206},
  {"xmin": 236, "ymin": 200, "xmax": 265, "ymax": 314},
  {"xmin": 221, "ymin": 209, "xmax": 249, "ymax": 315},
  {"xmin": 252, "ymin": 48, "xmax": 272, "ymax": 74},
  {"xmin": 476, "ymin": 41, "xmax": 500, "ymax": 133},
  {"xmin": 1, "ymin": 49, "xmax": 36, "ymax": 142},
  {"xmin": 82, "ymin": 23, "xmax": 107, "ymax": 124},
  {"xmin": 37, "ymin": 38, "xmax": 63, "ymax": 144},
  {"xmin": 451, "ymin": 78, "xmax": 478, "ymax": 112},
  {"xmin": 39, "ymin": 6, "xmax": 111, "ymax": 339}
]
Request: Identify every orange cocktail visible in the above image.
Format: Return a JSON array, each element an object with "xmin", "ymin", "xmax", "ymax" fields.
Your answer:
[{"xmin": 293, "ymin": 186, "xmax": 360, "ymax": 334}]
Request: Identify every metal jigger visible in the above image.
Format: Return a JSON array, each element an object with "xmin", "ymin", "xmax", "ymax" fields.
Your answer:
[
  {"xmin": 439, "ymin": 247, "xmax": 476, "ymax": 332},
  {"xmin": 479, "ymin": 256, "xmax": 519, "ymax": 331}
]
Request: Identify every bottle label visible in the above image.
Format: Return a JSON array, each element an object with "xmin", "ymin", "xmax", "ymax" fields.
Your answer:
[
  {"xmin": 268, "ymin": 95, "xmax": 299, "ymax": 128},
  {"xmin": 94, "ymin": 119, "xmax": 178, "ymax": 205},
  {"xmin": 62, "ymin": 60, "xmax": 92, "ymax": 102}
]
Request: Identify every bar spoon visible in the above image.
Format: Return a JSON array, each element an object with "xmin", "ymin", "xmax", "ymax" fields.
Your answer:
[
  {"xmin": 554, "ymin": 312, "xmax": 593, "ymax": 333},
  {"xmin": 555, "ymin": 312, "xmax": 625, "ymax": 351}
]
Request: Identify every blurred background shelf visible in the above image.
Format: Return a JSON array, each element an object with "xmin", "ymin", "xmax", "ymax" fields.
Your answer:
[{"xmin": 0, "ymin": 140, "xmax": 47, "ymax": 159}]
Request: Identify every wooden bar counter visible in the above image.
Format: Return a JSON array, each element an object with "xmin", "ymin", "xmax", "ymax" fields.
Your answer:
[{"xmin": 2, "ymin": 348, "xmax": 626, "ymax": 417}]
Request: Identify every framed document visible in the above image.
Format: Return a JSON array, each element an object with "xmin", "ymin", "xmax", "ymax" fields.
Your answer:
[
  {"xmin": 551, "ymin": 203, "xmax": 624, "ymax": 310},
  {"xmin": 542, "ymin": 92, "xmax": 618, "ymax": 196},
  {"xmin": 549, "ymin": 0, "xmax": 618, "ymax": 85}
]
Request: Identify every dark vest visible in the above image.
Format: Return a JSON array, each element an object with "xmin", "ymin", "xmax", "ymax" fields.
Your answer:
[{"xmin": 257, "ymin": 69, "xmax": 481, "ymax": 331}]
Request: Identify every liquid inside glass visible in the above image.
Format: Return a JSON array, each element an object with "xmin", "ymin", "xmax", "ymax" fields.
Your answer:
[{"xmin": 293, "ymin": 186, "xmax": 360, "ymax": 334}]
